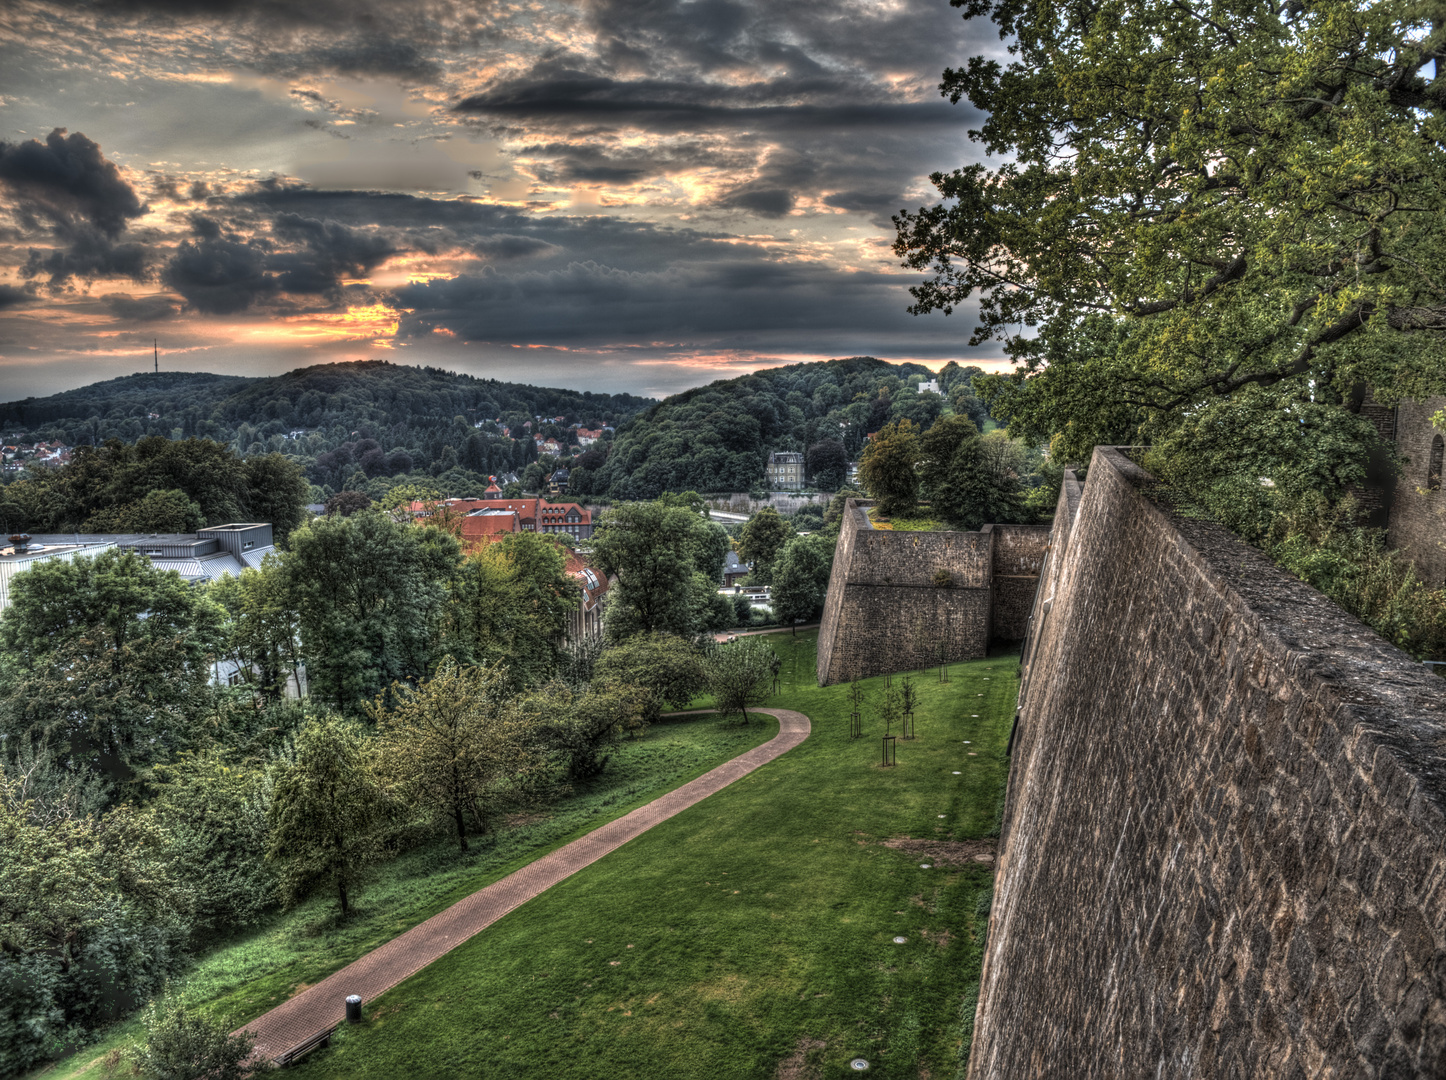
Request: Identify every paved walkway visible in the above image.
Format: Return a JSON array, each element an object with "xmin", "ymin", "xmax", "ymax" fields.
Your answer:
[{"xmin": 236, "ymin": 707, "xmax": 811, "ymax": 1064}]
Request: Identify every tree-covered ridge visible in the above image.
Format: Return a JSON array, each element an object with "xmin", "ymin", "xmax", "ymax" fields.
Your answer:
[
  {"xmin": 1, "ymin": 361, "xmax": 653, "ymax": 439},
  {"xmin": 596, "ymin": 356, "xmax": 993, "ymax": 499}
]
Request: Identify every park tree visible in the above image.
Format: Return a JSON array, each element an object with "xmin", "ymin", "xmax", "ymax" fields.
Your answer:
[
  {"xmin": 282, "ymin": 510, "xmax": 460, "ymax": 714},
  {"xmin": 592, "ymin": 632, "xmax": 707, "ymax": 720},
  {"xmin": 241, "ymin": 453, "xmax": 309, "ymax": 545},
  {"xmin": 372, "ymin": 660, "xmax": 537, "ymax": 852},
  {"xmin": 736, "ymin": 506, "xmax": 795, "ymax": 586},
  {"xmin": 324, "ymin": 490, "xmax": 371, "ymax": 516},
  {"xmin": 81, "ymin": 488, "xmax": 204, "ymax": 533},
  {"xmin": 0, "ymin": 549, "xmax": 224, "ymax": 805},
  {"xmin": 267, "ymin": 715, "xmax": 388, "ymax": 916},
  {"xmin": 0, "ymin": 776, "xmax": 194, "ymax": 1072},
  {"xmin": 894, "ymin": 0, "xmax": 1446, "ymax": 494},
  {"xmin": 703, "ymin": 638, "xmax": 778, "ymax": 724},
  {"xmin": 858, "ymin": 420, "xmax": 920, "ymax": 517},
  {"xmin": 208, "ymin": 558, "xmax": 303, "ymax": 704},
  {"xmin": 593, "ymin": 499, "xmax": 726, "ymax": 639},
  {"xmin": 917, "ymin": 416, "xmax": 1026, "ymax": 529},
  {"xmin": 771, "ymin": 533, "xmax": 836, "ymax": 627},
  {"xmin": 445, "ymin": 532, "xmax": 574, "ymax": 688}
]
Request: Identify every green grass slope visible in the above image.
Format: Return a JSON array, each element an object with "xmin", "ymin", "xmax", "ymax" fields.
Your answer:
[
  {"xmin": 33, "ymin": 717, "xmax": 776, "ymax": 1080},
  {"xmin": 292, "ymin": 632, "xmax": 1018, "ymax": 1080}
]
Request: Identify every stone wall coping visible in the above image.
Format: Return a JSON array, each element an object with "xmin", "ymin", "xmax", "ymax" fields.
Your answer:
[{"xmin": 1090, "ymin": 445, "xmax": 1446, "ymax": 820}]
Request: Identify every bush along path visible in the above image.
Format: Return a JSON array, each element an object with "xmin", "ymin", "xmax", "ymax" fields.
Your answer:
[{"xmin": 236, "ymin": 708, "xmax": 811, "ymax": 1065}]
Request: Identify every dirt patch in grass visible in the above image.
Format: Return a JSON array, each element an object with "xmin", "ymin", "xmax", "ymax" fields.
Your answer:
[
  {"xmin": 881, "ymin": 838, "xmax": 996, "ymax": 868},
  {"xmin": 776, "ymin": 1037, "xmax": 826, "ymax": 1080}
]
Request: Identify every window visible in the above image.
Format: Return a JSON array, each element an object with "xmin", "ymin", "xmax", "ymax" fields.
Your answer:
[
  {"xmin": 243, "ymin": 540, "xmax": 254, "ymax": 550},
  {"xmin": 1430, "ymin": 435, "xmax": 1443, "ymax": 492}
]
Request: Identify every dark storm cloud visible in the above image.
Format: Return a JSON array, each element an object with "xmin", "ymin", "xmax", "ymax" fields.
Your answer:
[
  {"xmin": 0, "ymin": 129, "xmax": 146, "ymax": 237},
  {"xmin": 0, "ymin": 129, "xmax": 154, "ymax": 287},
  {"xmin": 392, "ymin": 259, "xmax": 926, "ymax": 345},
  {"xmin": 102, "ymin": 292, "xmax": 180, "ymax": 321},
  {"xmin": 456, "ymin": 70, "xmax": 966, "ymax": 134},
  {"xmin": 159, "ymin": 206, "xmax": 402, "ymax": 312},
  {"xmin": 0, "ymin": 284, "xmax": 38, "ymax": 311}
]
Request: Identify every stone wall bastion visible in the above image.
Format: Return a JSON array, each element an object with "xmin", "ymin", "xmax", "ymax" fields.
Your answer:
[{"xmin": 970, "ymin": 447, "xmax": 1446, "ymax": 1079}]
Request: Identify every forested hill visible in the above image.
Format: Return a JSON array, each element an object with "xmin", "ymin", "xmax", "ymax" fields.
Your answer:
[
  {"xmin": 594, "ymin": 357, "xmax": 992, "ymax": 499},
  {"xmin": 0, "ymin": 360, "xmax": 653, "ymax": 442}
]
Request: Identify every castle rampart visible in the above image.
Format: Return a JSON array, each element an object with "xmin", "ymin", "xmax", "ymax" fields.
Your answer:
[
  {"xmin": 970, "ymin": 447, "xmax": 1446, "ymax": 1078},
  {"xmin": 814, "ymin": 500, "xmax": 1046, "ymax": 685}
]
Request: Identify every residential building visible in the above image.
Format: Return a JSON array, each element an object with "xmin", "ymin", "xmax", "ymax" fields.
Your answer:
[
  {"xmin": 563, "ymin": 551, "xmax": 609, "ymax": 640},
  {"xmin": 915, "ymin": 378, "xmax": 942, "ymax": 395},
  {"xmin": 723, "ymin": 550, "xmax": 752, "ymax": 587},
  {"xmin": 766, "ymin": 450, "xmax": 805, "ymax": 490},
  {"xmin": 409, "ymin": 497, "xmax": 593, "ymax": 539},
  {"xmin": 574, "ymin": 427, "xmax": 605, "ymax": 446}
]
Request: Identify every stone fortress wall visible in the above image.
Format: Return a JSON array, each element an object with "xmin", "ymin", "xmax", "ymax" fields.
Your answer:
[
  {"xmin": 814, "ymin": 499, "xmax": 1046, "ymax": 685},
  {"xmin": 969, "ymin": 447, "xmax": 1446, "ymax": 1078}
]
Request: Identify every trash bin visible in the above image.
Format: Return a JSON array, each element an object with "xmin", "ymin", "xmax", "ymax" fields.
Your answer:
[{"xmin": 345, "ymin": 995, "xmax": 362, "ymax": 1023}]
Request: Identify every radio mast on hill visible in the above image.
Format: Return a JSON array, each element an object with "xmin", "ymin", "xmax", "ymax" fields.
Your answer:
[{"xmin": 154, "ymin": 339, "xmax": 158, "ymax": 374}]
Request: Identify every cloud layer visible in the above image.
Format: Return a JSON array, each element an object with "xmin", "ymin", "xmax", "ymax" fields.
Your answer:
[{"xmin": 0, "ymin": 0, "xmax": 1007, "ymax": 399}]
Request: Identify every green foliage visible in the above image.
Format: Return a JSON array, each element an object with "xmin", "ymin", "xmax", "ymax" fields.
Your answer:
[
  {"xmin": 805, "ymin": 438, "xmax": 848, "ymax": 491},
  {"xmin": 895, "ymin": 0, "xmax": 1446, "ymax": 490},
  {"xmin": 0, "ymin": 773, "xmax": 193, "ymax": 1073},
  {"xmin": 592, "ymin": 633, "xmax": 708, "ymax": 720},
  {"xmin": 81, "ymin": 488, "xmax": 204, "ymax": 533},
  {"xmin": 129, "ymin": 997, "xmax": 262, "ymax": 1080},
  {"xmin": 736, "ymin": 506, "xmax": 795, "ymax": 586},
  {"xmin": 858, "ymin": 419, "xmax": 921, "ymax": 516},
  {"xmin": 1265, "ymin": 495, "xmax": 1446, "ymax": 661},
  {"xmin": 267, "ymin": 716, "xmax": 388, "ymax": 917},
  {"xmin": 521, "ymin": 678, "xmax": 653, "ymax": 782},
  {"xmin": 282, "ymin": 511, "xmax": 461, "ymax": 714},
  {"xmin": 373, "ymin": 660, "xmax": 540, "ymax": 852},
  {"xmin": 0, "ymin": 549, "xmax": 224, "ymax": 805},
  {"xmin": 143, "ymin": 752, "xmax": 278, "ymax": 936},
  {"xmin": 597, "ymin": 357, "xmax": 939, "ymax": 498},
  {"xmin": 0, "ymin": 438, "xmax": 307, "ymax": 539},
  {"xmin": 445, "ymin": 532, "xmax": 574, "ymax": 689},
  {"xmin": 770, "ymin": 533, "xmax": 835, "ymax": 625},
  {"xmin": 703, "ymin": 637, "xmax": 778, "ymax": 723},
  {"xmin": 593, "ymin": 500, "xmax": 727, "ymax": 640},
  {"xmin": 208, "ymin": 558, "xmax": 304, "ymax": 705},
  {"xmin": 923, "ymin": 424, "xmax": 1028, "ymax": 531}
]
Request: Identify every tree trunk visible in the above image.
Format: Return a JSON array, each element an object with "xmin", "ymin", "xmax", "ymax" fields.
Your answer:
[
  {"xmin": 338, "ymin": 879, "xmax": 349, "ymax": 916},
  {"xmin": 454, "ymin": 805, "xmax": 469, "ymax": 852}
]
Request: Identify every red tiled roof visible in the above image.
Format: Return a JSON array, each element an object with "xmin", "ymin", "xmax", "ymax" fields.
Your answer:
[{"xmin": 460, "ymin": 513, "xmax": 520, "ymax": 540}]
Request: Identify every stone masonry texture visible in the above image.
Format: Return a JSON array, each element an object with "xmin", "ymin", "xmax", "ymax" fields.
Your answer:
[
  {"xmin": 815, "ymin": 500, "xmax": 1045, "ymax": 685},
  {"xmin": 969, "ymin": 447, "xmax": 1446, "ymax": 1079},
  {"xmin": 1388, "ymin": 395, "xmax": 1446, "ymax": 588}
]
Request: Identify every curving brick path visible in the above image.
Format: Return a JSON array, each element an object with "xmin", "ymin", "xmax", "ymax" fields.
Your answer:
[{"xmin": 236, "ymin": 707, "xmax": 811, "ymax": 1064}]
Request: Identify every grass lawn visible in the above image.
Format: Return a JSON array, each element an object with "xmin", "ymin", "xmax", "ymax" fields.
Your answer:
[
  {"xmin": 33, "ymin": 717, "xmax": 778, "ymax": 1080},
  {"xmin": 866, "ymin": 507, "xmax": 951, "ymax": 532},
  {"xmin": 291, "ymin": 631, "xmax": 1018, "ymax": 1080}
]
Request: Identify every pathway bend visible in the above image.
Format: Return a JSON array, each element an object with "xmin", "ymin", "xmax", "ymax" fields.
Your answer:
[{"xmin": 236, "ymin": 707, "xmax": 811, "ymax": 1064}]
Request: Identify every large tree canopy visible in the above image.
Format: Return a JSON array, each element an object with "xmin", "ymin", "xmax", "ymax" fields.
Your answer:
[{"xmin": 896, "ymin": 0, "xmax": 1446, "ymax": 475}]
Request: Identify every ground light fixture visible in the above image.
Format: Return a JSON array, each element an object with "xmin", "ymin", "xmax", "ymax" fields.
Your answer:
[
  {"xmin": 894, "ymin": 936, "xmax": 908, "ymax": 944},
  {"xmin": 851, "ymin": 1059, "xmax": 870, "ymax": 1071}
]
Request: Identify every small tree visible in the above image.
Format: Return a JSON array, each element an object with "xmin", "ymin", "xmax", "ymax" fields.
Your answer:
[
  {"xmin": 736, "ymin": 507, "xmax": 796, "ymax": 586},
  {"xmin": 267, "ymin": 715, "xmax": 387, "ymax": 916},
  {"xmin": 704, "ymin": 638, "xmax": 778, "ymax": 724},
  {"xmin": 372, "ymin": 659, "xmax": 535, "ymax": 852},
  {"xmin": 898, "ymin": 675, "xmax": 920, "ymax": 738},
  {"xmin": 881, "ymin": 682, "xmax": 902, "ymax": 735},
  {"xmin": 130, "ymin": 997, "xmax": 265, "ymax": 1080},
  {"xmin": 593, "ymin": 632, "xmax": 707, "ymax": 721}
]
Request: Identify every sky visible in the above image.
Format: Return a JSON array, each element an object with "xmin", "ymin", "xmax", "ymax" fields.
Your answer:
[{"xmin": 0, "ymin": 0, "xmax": 1010, "ymax": 401}]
